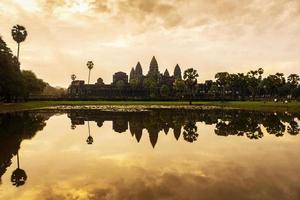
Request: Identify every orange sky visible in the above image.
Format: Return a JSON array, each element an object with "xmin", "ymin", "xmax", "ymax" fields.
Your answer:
[{"xmin": 0, "ymin": 0, "xmax": 299, "ymax": 87}]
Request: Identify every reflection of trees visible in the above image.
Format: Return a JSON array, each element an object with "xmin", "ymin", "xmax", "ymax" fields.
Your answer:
[
  {"xmin": 262, "ymin": 114, "xmax": 285, "ymax": 137},
  {"xmin": 287, "ymin": 120, "xmax": 300, "ymax": 135},
  {"xmin": 0, "ymin": 112, "xmax": 50, "ymax": 185},
  {"xmin": 183, "ymin": 121, "xmax": 198, "ymax": 143},
  {"xmin": 67, "ymin": 109, "xmax": 300, "ymax": 147},
  {"xmin": 11, "ymin": 152, "xmax": 27, "ymax": 187}
]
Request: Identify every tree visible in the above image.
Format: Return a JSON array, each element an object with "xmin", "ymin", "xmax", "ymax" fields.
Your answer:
[
  {"xmin": 262, "ymin": 73, "xmax": 285, "ymax": 98},
  {"xmin": 246, "ymin": 68, "xmax": 264, "ymax": 100},
  {"xmin": 71, "ymin": 74, "xmax": 76, "ymax": 81},
  {"xmin": 0, "ymin": 36, "xmax": 24, "ymax": 102},
  {"xmin": 116, "ymin": 80, "xmax": 125, "ymax": 90},
  {"xmin": 129, "ymin": 79, "xmax": 140, "ymax": 89},
  {"xmin": 173, "ymin": 79, "xmax": 186, "ymax": 98},
  {"xmin": 287, "ymin": 74, "xmax": 299, "ymax": 96},
  {"xmin": 143, "ymin": 77, "xmax": 157, "ymax": 98},
  {"xmin": 11, "ymin": 25, "xmax": 27, "ymax": 61},
  {"xmin": 183, "ymin": 68, "xmax": 199, "ymax": 105},
  {"xmin": 215, "ymin": 72, "xmax": 229, "ymax": 101},
  {"xmin": 22, "ymin": 70, "xmax": 46, "ymax": 99},
  {"xmin": 160, "ymin": 85, "xmax": 170, "ymax": 98},
  {"xmin": 86, "ymin": 61, "xmax": 94, "ymax": 84},
  {"xmin": 288, "ymin": 74, "xmax": 299, "ymax": 86}
]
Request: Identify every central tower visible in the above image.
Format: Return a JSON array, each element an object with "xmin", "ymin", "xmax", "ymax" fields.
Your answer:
[{"xmin": 147, "ymin": 56, "xmax": 159, "ymax": 78}]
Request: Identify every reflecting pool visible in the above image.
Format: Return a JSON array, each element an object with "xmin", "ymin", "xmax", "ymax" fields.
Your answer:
[{"xmin": 0, "ymin": 109, "xmax": 300, "ymax": 200}]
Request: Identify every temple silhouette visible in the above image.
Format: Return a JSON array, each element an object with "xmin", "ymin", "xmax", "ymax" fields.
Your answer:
[
  {"xmin": 67, "ymin": 109, "xmax": 300, "ymax": 148},
  {"xmin": 68, "ymin": 56, "xmax": 182, "ymax": 99}
]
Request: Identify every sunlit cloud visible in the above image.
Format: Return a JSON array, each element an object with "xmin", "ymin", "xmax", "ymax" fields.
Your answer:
[{"xmin": 0, "ymin": 0, "xmax": 299, "ymax": 87}]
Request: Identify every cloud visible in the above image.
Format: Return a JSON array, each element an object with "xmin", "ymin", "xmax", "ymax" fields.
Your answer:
[
  {"xmin": 1, "ymin": 0, "xmax": 299, "ymax": 87},
  {"xmin": 40, "ymin": 0, "xmax": 66, "ymax": 13},
  {"xmin": 34, "ymin": 0, "xmax": 300, "ymax": 33}
]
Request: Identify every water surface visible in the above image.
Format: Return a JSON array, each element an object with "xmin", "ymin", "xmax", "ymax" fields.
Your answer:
[{"xmin": 0, "ymin": 109, "xmax": 299, "ymax": 200}]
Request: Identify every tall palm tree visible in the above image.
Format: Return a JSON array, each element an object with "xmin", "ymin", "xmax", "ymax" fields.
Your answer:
[
  {"xmin": 71, "ymin": 74, "xmax": 77, "ymax": 82},
  {"xmin": 11, "ymin": 25, "xmax": 28, "ymax": 61},
  {"xmin": 183, "ymin": 68, "xmax": 199, "ymax": 105},
  {"xmin": 87, "ymin": 61, "xmax": 94, "ymax": 84}
]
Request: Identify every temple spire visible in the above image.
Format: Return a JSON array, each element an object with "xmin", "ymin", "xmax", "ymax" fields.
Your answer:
[
  {"xmin": 164, "ymin": 69, "xmax": 170, "ymax": 77},
  {"xmin": 135, "ymin": 62, "xmax": 143, "ymax": 79},
  {"xmin": 174, "ymin": 64, "xmax": 182, "ymax": 80},
  {"xmin": 148, "ymin": 56, "xmax": 159, "ymax": 77},
  {"xmin": 130, "ymin": 67, "xmax": 135, "ymax": 81}
]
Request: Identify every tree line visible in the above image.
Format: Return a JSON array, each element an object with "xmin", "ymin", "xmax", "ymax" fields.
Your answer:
[
  {"xmin": 0, "ymin": 25, "xmax": 47, "ymax": 102},
  {"xmin": 205, "ymin": 69, "xmax": 300, "ymax": 101},
  {"xmin": 123, "ymin": 67, "xmax": 300, "ymax": 103}
]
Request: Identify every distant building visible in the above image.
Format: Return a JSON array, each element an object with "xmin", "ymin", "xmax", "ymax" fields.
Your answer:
[{"xmin": 113, "ymin": 72, "xmax": 128, "ymax": 84}]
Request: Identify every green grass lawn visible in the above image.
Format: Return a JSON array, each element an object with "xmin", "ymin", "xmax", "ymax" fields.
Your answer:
[{"xmin": 0, "ymin": 100, "xmax": 300, "ymax": 113}]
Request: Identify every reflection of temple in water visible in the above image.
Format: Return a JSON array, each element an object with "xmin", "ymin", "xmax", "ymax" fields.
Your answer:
[
  {"xmin": 0, "ymin": 109, "xmax": 299, "ymax": 187},
  {"xmin": 68, "ymin": 109, "xmax": 300, "ymax": 148}
]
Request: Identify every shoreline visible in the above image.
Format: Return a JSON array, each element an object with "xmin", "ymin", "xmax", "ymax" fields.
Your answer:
[{"xmin": 0, "ymin": 101, "xmax": 300, "ymax": 113}]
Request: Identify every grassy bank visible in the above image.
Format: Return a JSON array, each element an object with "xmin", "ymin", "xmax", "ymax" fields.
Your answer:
[{"xmin": 0, "ymin": 100, "xmax": 300, "ymax": 113}]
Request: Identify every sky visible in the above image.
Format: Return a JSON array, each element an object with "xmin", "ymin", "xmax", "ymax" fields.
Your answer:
[{"xmin": 0, "ymin": 0, "xmax": 299, "ymax": 87}]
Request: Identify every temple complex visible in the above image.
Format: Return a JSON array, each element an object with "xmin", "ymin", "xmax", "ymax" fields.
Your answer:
[{"xmin": 68, "ymin": 56, "xmax": 182, "ymax": 99}]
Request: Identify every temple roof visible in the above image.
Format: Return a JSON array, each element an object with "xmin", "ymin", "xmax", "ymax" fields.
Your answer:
[{"xmin": 164, "ymin": 69, "xmax": 170, "ymax": 77}]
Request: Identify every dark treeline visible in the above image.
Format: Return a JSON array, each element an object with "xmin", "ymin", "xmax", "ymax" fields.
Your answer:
[
  {"xmin": 202, "ymin": 69, "xmax": 300, "ymax": 101},
  {"xmin": 0, "ymin": 25, "xmax": 56, "ymax": 102}
]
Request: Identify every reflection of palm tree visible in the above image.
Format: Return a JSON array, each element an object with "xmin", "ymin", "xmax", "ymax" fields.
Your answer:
[
  {"xmin": 11, "ymin": 25, "xmax": 27, "ymax": 61},
  {"xmin": 86, "ymin": 121, "xmax": 94, "ymax": 145},
  {"xmin": 183, "ymin": 121, "xmax": 198, "ymax": 143},
  {"xmin": 11, "ymin": 152, "xmax": 27, "ymax": 187},
  {"xmin": 71, "ymin": 124, "xmax": 76, "ymax": 130}
]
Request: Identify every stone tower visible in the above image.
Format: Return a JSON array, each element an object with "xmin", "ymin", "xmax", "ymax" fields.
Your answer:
[
  {"xmin": 147, "ymin": 56, "xmax": 159, "ymax": 77},
  {"xmin": 174, "ymin": 64, "xmax": 182, "ymax": 80},
  {"xmin": 135, "ymin": 62, "xmax": 143, "ymax": 79},
  {"xmin": 129, "ymin": 67, "xmax": 135, "ymax": 81},
  {"xmin": 164, "ymin": 69, "xmax": 170, "ymax": 77}
]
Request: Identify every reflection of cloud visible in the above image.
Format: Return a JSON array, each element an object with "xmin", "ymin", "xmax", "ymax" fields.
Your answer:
[{"xmin": 35, "ymin": 162, "xmax": 300, "ymax": 200}]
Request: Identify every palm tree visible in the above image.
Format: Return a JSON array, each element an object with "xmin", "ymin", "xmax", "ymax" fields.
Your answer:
[
  {"xmin": 87, "ymin": 61, "xmax": 94, "ymax": 84},
  {"xmin": 215, "ymin": 72, "xmax": 230, "ymax": 101},
  {"xmin": 11, "ymin": 25, "xmax": 28, "ymax": 61},
  {"xmin": 71, "ymin": 74, "xmax": 76, "ymax": 82},
  {"xmin": 183, "ymin": 68, "xmax": 199, "ymax": 105},
  {"xmin": 287, "ymin": 74, "xmax": 300, "ymax": 87},
  {"xmin": 11, "ymin": 152, "xmax": 27, "ymax": 187}
]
